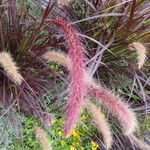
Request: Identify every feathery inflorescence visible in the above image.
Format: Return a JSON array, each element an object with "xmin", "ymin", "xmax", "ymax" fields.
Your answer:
[
  {"xmin": 129, "ymin": 135, "xmax": 150, "ymax": 150},
  {"xmin": 43, "ymin": 51, "xmax": 94, "ymax": 84},
  {"xmin": 87, "ymin": 83, "xmax": 137, "ymax": 135},
  {"xmin": 0, "ymin": 51, "xmax": 23, "ymax": 85},
  {"xmin": 43, "ymin": 51, "xmax": 69, "ymax": 67},
  {"xmin": 85, "ymin": 100, "xmax": 112, "ymax": 149},
  {"xmin": 43, "ymin": 50, "xmax": 94, "ymax": 83},
  {"xmin": 57, "ymin": 0, "xmax": 73, "ymax": 6},
  {"xmin": 43, "ymin": 50, "xmax": 138, "ymax": 136},
  {"xmin": 51, "ymin": 18, "xmax": 85, "ymax": 135},
  {"xmin": 129, "ymin": 42, "xmax": 146, "ymax": 69},
  {"xmin": 35, "ymin": 127, "xmax": 53, "ymax": 150}
]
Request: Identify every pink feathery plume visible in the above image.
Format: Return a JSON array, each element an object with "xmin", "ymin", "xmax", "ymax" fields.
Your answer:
[
  {"xmin": 51, "ymin": 18, "xmax": 85, "ymax": 135},
  {"xmin": 43, "ymin": 50, "xmax": 137, "ymax": 135},
  {"xmin": 87, "ymin": 83, "xmax": 137, "ymax": 135}
]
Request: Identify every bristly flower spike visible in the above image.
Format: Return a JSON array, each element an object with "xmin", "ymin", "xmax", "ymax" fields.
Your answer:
[
  {"xmin": 129, "ymin": 42, "xmax": 146, "ymax": 69},
  {"xmin": 51, "ymin": 18, "xmax": 85, "ymax": 135},
  {"xmin": 129, "ymin": 135, "xmax": 150, "ymax": 150},
  {"xmin": 35, "ymin": 127, "xmax": 53, "ymax": 150},
  {"xmin": 87, "ymin": 83, "xmax": 138, "ymax": 135},
  {"xmin": 85, "ymin": 100, "xmax": 113, "ymax": 149},
  {"xmin": 57, "ymin": 0, "xmax": 73, "ymax": 6},
  {"xmin": 0, "ymin": 51, "xmax": 23, "ymax": 85}
]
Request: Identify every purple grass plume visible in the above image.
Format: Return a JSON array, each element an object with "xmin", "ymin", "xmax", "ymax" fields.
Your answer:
[{"xmin": 51, "ymin": 18, "xmax": 85, "ymax": 135}]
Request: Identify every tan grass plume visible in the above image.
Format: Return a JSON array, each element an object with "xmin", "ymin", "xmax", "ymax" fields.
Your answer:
[
  {"xmin": 0, "ymin": 51, "xmax": 23, "ymax": 85},
  {"xmin": 85, "ymin": 100, "xmax": 112, "ymax": 149},
  {"xmin": 129, "ymin": 42, "xmax": 146, "ymax": 69},
  {"xmin": 129, "ymin": 135, "xmax": 150, "ymax": 150},
  {"xmin": 57, "ymin": 0, "xmax": 73, "ymax": 6},
  {"xmin": 35, "ymin": 127, "xmax": 53, "ymax": 150},
  {"xmin": 43, "ymin": 51, "xmax": 69, "ymax": 67},
  {"xmin": 43, "ymin": 51, "xmax": 94, "ymax": 84}
]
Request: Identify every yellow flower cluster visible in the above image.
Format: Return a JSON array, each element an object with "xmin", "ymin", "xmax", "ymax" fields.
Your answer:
[
  {"xmin": 81, "ymin": 114, "xmax": 88, "ymax": 121},
  {"xmin": 70, "ymin": 145, "xmax": 75, "ymax": 150},
  {"xmin": 59, "ymin": 118, "xmax": 64, "ymax": 124},
  {"xmin": 72, "ymin": 129, "xmax": 80, "ymax": 138},
  {"xmin": 53, "ymin": 117, "xmax": 100, "ymax": 150},
  {"xmin": 70, "ymin": 145, "xmax": 84, "ymax": 150},
  {"xmin": 60, "ymin": 140, "xmax": 65, "ymax": 145},
  {"xmin": 91, "ymin": 141, "xmax": 99, "ymax": 150},
  {"xmin": 58, "ymin": 131, "xmax": 63, "ymax": 136}
]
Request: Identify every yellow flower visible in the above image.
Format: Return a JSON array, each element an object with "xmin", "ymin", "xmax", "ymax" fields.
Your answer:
[
  {"xmin": 59, "ymin": 118, "xmax": 64, "ymax": 124},
  {"xmin": 71, "ymin": 129, "xmax": 80, "ymax": 138},
  {"xmin": 72, "ymin": 142, "xmax": 80, "ymax": 147},
  {"xmin": 91, "ymin": 141, "xmax": 99, "ymax": 148},
  {"xmin": 66, "ymin": 129, "xmax": 80, "ymax": 139},
  {"xmin": 92, "ymin": 148, "xmax": 98, "ymax": 150},
  {"xmin": 58, "ymin": 131, "xmax": 63, "ymax": 136},
  {"xmin": 60, "ymin": 140, "xmax": 65, "ymax": 145},
  {"xmin": 70, "ymin": 146, "xmax": 75, "ymax": 150},
  {"xmin": 81, "ymin": 115, "xmax": 88, "ymax": 120},
  {"xmin": 72, "ymin": 130, "xmax": 78, "ymax": 136}
]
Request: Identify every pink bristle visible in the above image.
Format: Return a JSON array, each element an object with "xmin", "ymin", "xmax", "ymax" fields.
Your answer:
[
  {"xmin": 52, "ymin": 18, "xmax": 85, "ymax": 135},
  {"xmin": 87, "ymin": 84, "xmax": 137, "ymax": 135}
]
